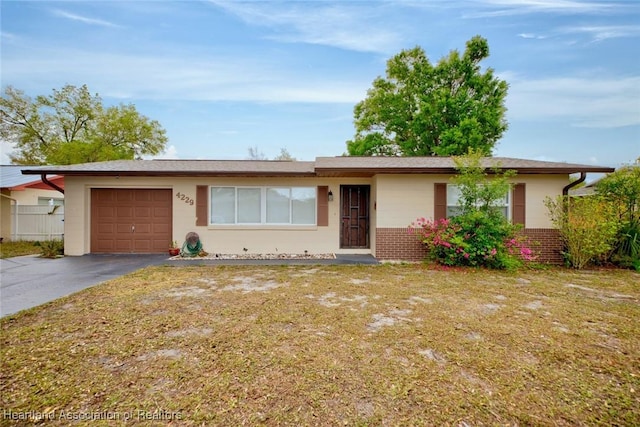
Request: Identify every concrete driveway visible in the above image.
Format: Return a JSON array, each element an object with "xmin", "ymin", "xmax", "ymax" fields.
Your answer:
[
  {"xmin": 0, "ymin": 254, "xmax": 167, "ymax": 317},
  {"xmin": 0, "ymin": 254, "xmax": 378, "ymax": 317}
]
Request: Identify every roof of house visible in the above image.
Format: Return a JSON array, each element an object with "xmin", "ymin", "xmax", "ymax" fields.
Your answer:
[
  {"xmin": 315, "ymin": 157, "xmax": 615, "ymax": 176},
  {"xmin": 21, "ymin": 160, "xmax": 317, "ymax": 177},
  {"xmin": 1, "ymin": 165, "xmax": 64, "ymax": 190},
  {"xmin": 20, "ymin": 157, "xmax": 615, "ymax": 178}
]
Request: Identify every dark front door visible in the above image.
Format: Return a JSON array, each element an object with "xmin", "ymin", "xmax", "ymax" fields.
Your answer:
[{"xmin": 340, "ymin": 185, "xmax": 370, "ymax": 249}]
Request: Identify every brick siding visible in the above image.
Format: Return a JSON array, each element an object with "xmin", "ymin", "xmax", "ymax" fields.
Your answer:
[
  {"xmin": 519, "ymin": 228, "xmax": 564, "ymax": 265},
  {"xmin": 375, "ymin": 228, "xmax": 428, "ymax": 261},
  {"xmin": 375, "ymin": 227, "xmax": 564, "ymax": 264}
]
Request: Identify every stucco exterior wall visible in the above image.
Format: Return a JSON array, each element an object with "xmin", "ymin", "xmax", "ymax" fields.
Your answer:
[
  {"xmin": 374, "ymin": 174, "xmax": 448, "ymax": 228},
  {"xmin": 0, "ymin": 188, "xmax": 64, "ymax": 241},
  {"xmin": 62, "ymin": 173, "xmax": 568, "ymax": 258},
  {"xmin": 522, "ymin": 175, "xmax": 568, "ymax": 228},
  {"xmin": 1, "ymin": 190, "xmax": 13, "ymax": 241},
  {"xmin": 374, "ymin": 174, "xmax": 568, "ymax": 229},
  {"xmin": 10, "ymin": 188, "xmax": 64, "ymax": 205},
  {"xmin": 63, "ymin": 176, "xmax": 373, "ymax": 256}
]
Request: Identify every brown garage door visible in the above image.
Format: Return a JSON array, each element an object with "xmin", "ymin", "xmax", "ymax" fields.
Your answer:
[{"xmin": 91, "ymin": 189, "xmax": 172, "ymax": 253}]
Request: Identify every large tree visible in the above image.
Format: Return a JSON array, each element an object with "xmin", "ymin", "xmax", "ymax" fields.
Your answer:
[
  {"xmin": 347, "ymin": 36, "xmax": 508, "ymax": 157},
  {"xmin": 0, "ymin": 84, "xmax": 167, "ymax": 164}
]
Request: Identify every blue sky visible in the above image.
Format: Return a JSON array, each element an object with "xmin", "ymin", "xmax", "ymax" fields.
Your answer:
[{"xmin": 1, "ymin": 0, "xmax": 639, "ymax": 168}]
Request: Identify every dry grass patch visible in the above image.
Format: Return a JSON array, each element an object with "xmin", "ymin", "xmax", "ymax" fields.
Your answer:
[
  {"xmin": 1, "ymin": 265, "xmax": 639, "ymax": 425},
  {"xmin": 0, "ymin": 241, "xmax": 41, "ymax": 259}
]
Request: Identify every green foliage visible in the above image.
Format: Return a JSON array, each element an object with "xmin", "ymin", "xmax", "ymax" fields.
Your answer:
[
  {"xmin": 0, "ymin": 240, "xmax": 42, "ymax": 258},
  {"xmin": 273, "ymin": 148, "xmax": 296, "ymax": 161},
  {"xmin": 347, "ymin": 36, "xmax": 508, "ymax": 157},
  {"xmin": 1, "ymin": 84, "xmax": 167, "ymax": 165},
  {"xmin": 409, "ymin": 215, "xmax": 534, "ymax": 270},
  {"xmin": 546, "ymin": 196, "xmax": 620, "ymax": 269},
  {"xmin": 594, "ymin": 166, "xmax": 640, "ymax": 268},
  {"xmin": 452, "ymin": 149, "xmax": 516, "ymax": 215},
  {"xmin": 610, "ymin": 220, "xmax": 640, "ymax": 269},
  {"xmin": 38, "ymin": 239, "xmax": 64, "ymax": 258},
  {"xmin": 409, "ymin": 151, "xmax": 533, "ymax": 270},
  {"xmin": 596, "ymin": 165, "xmax": 640, "ymax": 224}
]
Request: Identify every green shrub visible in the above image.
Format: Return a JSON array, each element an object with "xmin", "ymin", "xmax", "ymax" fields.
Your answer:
[
  {"xmin": 546, "ymin": 196, "xmax": 619, "ymax": 269},
  {"xmin": 409, "ymin": 150, "xmax": 536, "ymax": 270},
  {"xmin": 39, "ymin": 240, "xmax": 64, "ymax": 258},
  {"xmin": 409, "ymin": 213, "xmax": 535, "ymax": 270}
]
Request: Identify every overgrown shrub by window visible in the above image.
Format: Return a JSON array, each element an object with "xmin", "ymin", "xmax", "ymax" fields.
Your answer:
[
  {"xmin": 409, "ymin": 150, "xmax": 536, "ymax": 270},
  {"xmin": 545, "ymin": 196, "xmax": 619, "ymax": 269},
  {"xmin": 409, "ymin": 214, "xmax": 534, "ymax": 270}
]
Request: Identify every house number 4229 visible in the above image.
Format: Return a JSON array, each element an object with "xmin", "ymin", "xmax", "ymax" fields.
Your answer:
[{"xmin": 175, "ymin": 192, "xmax": 194, "ymax": 206}]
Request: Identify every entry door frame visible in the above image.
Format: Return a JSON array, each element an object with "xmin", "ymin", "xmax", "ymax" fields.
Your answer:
[{"xmin": 340, "ymin": 185, "xmax": 370, "ymax": 249}]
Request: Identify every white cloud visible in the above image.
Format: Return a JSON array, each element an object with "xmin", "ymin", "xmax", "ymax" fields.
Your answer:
[
  {"xmin": 0, "ymin": 141, "xmax": 16, "ymax": 164},
  {"xmin": 505, "ymin": 74, "xmax": 640, "ymax": 128},
  {"xmin": 2, "ymin": 43, "xmax": 368, "ymax": 104},
  {"xmin": 147, "ymin": 145, "xmax": 179, "ymax": 160},
  {"xmin": 560, "ymin": 25, "xmax": 640, "ymax": 42},
  {"xmin": 466, "ymin": 0, "xmax": 618, "ymax": 18},
  {"xmin": 50, "ymin": 9, "xmax": 122, "ymax": 28},
  {"xmin": 517, "ymin": 33, "xmax": 546, "ymax": 39},
  {"xmin": 207, "ymin": 0, "xmax": 403, "ymax": 53}
]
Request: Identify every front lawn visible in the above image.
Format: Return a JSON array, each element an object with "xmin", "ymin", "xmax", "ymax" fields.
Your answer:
[
  {"xmin": 1, "ymin": 265, "xmax": 638, "ymax": 425},
  {"xmin": 0, "ymin": 241, "xmax": 41, "ymax": 259}
]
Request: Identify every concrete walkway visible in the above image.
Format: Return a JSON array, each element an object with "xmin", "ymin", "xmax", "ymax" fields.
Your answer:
[{"xmin": 0, "ymin": 254, "xmax": 378, "ymax": 317}]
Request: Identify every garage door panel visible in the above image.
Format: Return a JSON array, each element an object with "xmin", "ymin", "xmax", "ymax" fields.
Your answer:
[
  {"xmin": 95, "ymin": 240, "xmax": 114, "ymax": 251},
  {"xmin": 96, "ymin": 206, "xmax": 115, "ymax": 218},
  {"xmin": 115, "ymin": 239, "xmax": 133, "ymax": 251},
  {"xmin": 135, "ymin": 207, "xmax": 151, "ymax": 218},
  {"xmin": 153, "ymin": 191, "xmax": 171, "ymax": 201},
  {"xmin": 117, "ymin": 206, "xmax": 134, "ymax": 218},
  {"xmin": 133, "ymin": 240, "xmax": 151, "ymax": 251},
  {"xmin": 97, "ymin": 224, "xmax": 114, "ymax": 233},
  {"xmin": 153, "ymin": 207, "xmax": 170, "ymax": 218},
  {"xmin": 153, "ymin": 223, "xmax": 170, "ymax": 233},
  {"xmin": 116, "ymin": 223, "xmax": 133, "ymax": 233},
  {"xmin": 135, "ymin": 224, "xmax": 151, "ymax": 234},
  {"xmin": 91, "ymin": 189, "xmax": 172, "ymax": 253}
]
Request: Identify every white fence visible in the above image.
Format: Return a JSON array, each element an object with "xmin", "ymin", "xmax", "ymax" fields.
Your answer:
[{"xmin": 11, "ymin": 205, "xmax": 64, "ymax": 241}]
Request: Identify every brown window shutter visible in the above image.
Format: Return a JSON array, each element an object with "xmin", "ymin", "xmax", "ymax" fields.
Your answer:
[
  {"xmin": 196, "ymin": 185, "xmax": 208, "ymax": 226},
  {"xmin": 317, "ymin": 186, "xmax": 329, "ymax": 226},
  {"xmin": 434, "ymin": 183, "xmax": 447, "ymax": 220},
  {"xmin": 512, "ymin": 183, "xmax": 526, "ymax": 225}
]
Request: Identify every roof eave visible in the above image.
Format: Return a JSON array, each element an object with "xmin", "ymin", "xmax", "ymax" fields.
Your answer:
[
  {"xmin": 316, "ymin": 166, "xmax": 616, "ymax": 176},
  {"xmin": 22, "ymin": 170, "xmax": 317, "ymax": 178}
]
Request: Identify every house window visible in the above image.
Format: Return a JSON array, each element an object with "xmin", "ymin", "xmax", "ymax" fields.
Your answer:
[
  {"xmin": 210, "ymin": 186, "xmax": 316, "ymax": 225},
  {"xmin": 446, "ymin": 184, "xmax": 510, "ymax": 219}
]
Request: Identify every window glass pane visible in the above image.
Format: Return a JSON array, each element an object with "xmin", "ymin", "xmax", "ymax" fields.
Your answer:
[
  {"xmin": 291, "ymin": 187, "xmax": 316, "ymax": 224},
  {"xmin": 446, "ymin": 206, "xmax": 464, "ymax": 217},
  {"xmin": 447, "ymin": 185, "xmax": 462, "ymax": 206},
  {"xmin": 267, "ymin": 188, "xmax": 290, "ymax": 223},
  {"xmin": 447, "ymin": 184, "xmax": 510, "ymax": 219},
  {"xmin": 237, "ymin": 188, "xmax": 261, "ymax": 223},
  {"xmin": 211, "ymin": 187, "xmax": 235, "ymax": 224}
]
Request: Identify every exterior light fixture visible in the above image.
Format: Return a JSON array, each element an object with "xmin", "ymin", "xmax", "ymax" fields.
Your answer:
[{"xmin": 328, "ymin": 190, "xmax": 334, "ymax": 201}]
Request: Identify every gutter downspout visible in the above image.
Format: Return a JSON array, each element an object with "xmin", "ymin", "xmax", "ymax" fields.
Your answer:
[
  {"xmin": 41, "ymin": 174, "xmax": 64, "ymax": 195},
  {"xmin": 0, "ymin": 193, "xmax": 18, "ymax": 240},
  {"xmin": 562, "ymin": 172, "xmax": 587, "ymax": 196}
]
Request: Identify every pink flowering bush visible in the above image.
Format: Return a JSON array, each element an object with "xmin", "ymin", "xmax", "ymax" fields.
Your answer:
[{"xmin": 409, "ymin": 212, "xmax": 537, "ymax": 270}]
